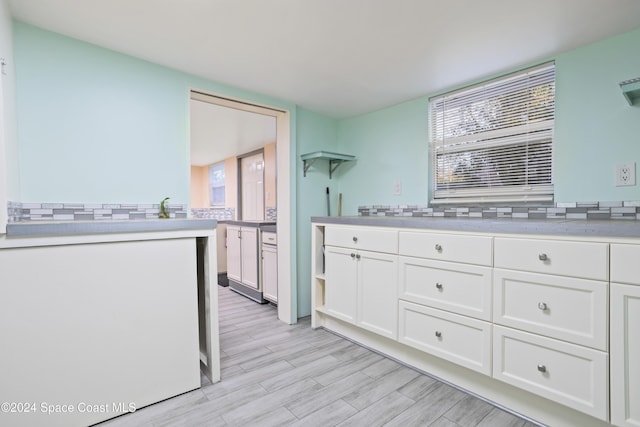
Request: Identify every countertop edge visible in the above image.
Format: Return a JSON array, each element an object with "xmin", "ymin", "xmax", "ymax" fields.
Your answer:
[
  {"xmin": 5, "ymin": 218, "xmax": 217, "ymax": 237},
  {"xmin": 311, "ymin": 216, "xmax": 640, "ymax": 239}
]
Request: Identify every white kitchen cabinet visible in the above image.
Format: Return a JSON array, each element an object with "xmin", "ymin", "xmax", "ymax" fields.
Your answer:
[
  {"xmin": 493, "ymin": 237, "xmax": 609, "ymax": 420},
  {"xmin": 262, "ymin": 231, "xmax": 278, "ymax": 303},
  {"xmin": 611, "ymin": 283, "xmax": 640, "ymax": 427},
  {"xmin": 324, "ymin": 226, "xmax": 398, "ymax": 339},
  {"xmin": 312, "ymin": 220, "xmax": 626, "ymax": 427},
  {"xmin": 226, "ymin": 223, "xmax": 264, "ymax": 302}
]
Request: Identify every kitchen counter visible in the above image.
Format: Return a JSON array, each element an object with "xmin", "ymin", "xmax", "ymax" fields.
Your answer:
[{"xmin": 312, "ymin": 215, "xmax": 640, "ymax": 239}]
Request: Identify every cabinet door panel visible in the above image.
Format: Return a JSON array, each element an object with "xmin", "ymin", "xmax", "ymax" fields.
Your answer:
[
  {"xmin": 262, "ymin": 246, "xmax": 278, "ymax": 303},
  {"xmin": 240, "ymin": 227, "xmax": 259, "ymax": 289},
  {"xmin": 493, "ymin": 325, "xmax": 608, "ymax": 421},
  {"xmin": 226, "ymin": 225, "xmax": 242, "ymax": 282},
  {"xmin": 357, "ymin": 251, "xmax": 398, "ymax": 339},
  {"xmin": 325, "ymin": 246, "xmax": 357, "ymax": 324},
  {"xmin": 611, "ymin": 244, "xmax": 640, "ymax": 286},
  {"xmin": 399, "ymin": 232, "xmax": 492, "ymax": 266},
  {"xmin": 494, "ymin": 238, "xmax": 608, "ymax": 281},
  {"xmin": 398, "ymin": 301, "xmax": 492, "ymax": 375},
  {"xmin": 325, "ymin": 226, "xmax": 398, "ymax": 253},
  {"xmin": 399, "ymin": 257, "xmax": 491, "ymax": 321},
  {"xmin": 493, "ymin": 269, "xmax": 608, "ymax": 350},
  {"xmin": 611, "ymin": 283, "xmax": 640, "ymax": 427}
]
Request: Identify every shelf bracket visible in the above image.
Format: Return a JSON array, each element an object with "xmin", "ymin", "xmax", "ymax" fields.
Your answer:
[
  {"xmin": 303, "ymin": 158, "xmax": 317, "ymax": 177},
  {"xmin": 329, "ymin": 159, "xmax": 345, "ymax": 179},
  {"xmin": 620, "ymin": 77, "xmax": 640, "ymax": 106}
]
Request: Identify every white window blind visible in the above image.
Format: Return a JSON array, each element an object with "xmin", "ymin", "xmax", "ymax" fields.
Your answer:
[{"xmin": 429, "ymin": 62, "xmax": 555, "ymax": 203}]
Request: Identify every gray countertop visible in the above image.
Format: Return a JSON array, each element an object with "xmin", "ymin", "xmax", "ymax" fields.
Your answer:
[
  {"xmin": 6, "ymin": 218, "xmax": 217, "ymax": 237},
  {"xmin": 311, "ymin": 216, "xmax": 640, "ymax": 239}
]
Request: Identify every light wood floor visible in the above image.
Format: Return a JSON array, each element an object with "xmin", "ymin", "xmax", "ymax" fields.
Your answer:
[{"xmin": 99, "ymin": 286, "xmax": 541, "ymax": 427}]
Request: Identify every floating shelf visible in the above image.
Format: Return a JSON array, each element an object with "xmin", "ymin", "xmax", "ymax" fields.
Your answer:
[
  {"xmin": 620, "ymin": 78, "xmax": 640, "ymax": 106},
  {"xmin": 301, "ymin": 151, "xmax": 356, "ymax": 179}
]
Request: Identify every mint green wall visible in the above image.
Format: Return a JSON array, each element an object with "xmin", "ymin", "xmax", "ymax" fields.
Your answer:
[
  {"xmin": 0, "ymin": 0, "xmax": 19, "ymax": 201},
  {"xmin": 295, "ymin": 108, "xmax": 338, "ymax": 317},
  {"xmin": 335, "ymin": 26, "xmax": 640, "ymax": 213},
  {"xmin": 13, "ymin": 22, "xmax": 297, "ymax": 205},
  {"xmin": 336, "ymin": 97, "xmax": 429, "ymax": 214},
  {"xmin": 554, "ymin": 28, "xmax": 640, "ymax": 202}
]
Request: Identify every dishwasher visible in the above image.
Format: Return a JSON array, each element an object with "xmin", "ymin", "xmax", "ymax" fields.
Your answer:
[{"xmin": 261, "ymin": 231, "xmax": 278, "ymax": 304}]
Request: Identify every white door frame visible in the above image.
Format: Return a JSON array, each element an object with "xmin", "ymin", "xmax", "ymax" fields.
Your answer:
[{"xmin": 189, "ymin": 90, "xmax": 295, "ymax": 324}]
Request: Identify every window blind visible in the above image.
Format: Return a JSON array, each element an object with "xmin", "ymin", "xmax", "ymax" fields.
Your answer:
[{"xmin": 429, "ymin": 62, "xmax": 555, "ymax": 203}]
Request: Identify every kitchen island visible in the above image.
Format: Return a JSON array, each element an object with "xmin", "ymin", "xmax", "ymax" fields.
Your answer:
[
  {"xmin": 0, "ymin": 219, "xmax": 219, "ymax": 427},
  {"xmin": 311, "ymin": 216, "xmax": 640, "ymax": 427}
]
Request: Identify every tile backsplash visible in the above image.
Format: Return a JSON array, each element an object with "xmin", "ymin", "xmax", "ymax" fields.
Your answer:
[
  {"xmin": 8, "ymin": 201, "xmax": 187, "ymax": 222},
  {"xmin": 358, "ymin": 201, "xmax": 640, "ymax": 220},
  {"xmin": 190, "ymin": 207, "xmax": 235, "ymax": 220}
]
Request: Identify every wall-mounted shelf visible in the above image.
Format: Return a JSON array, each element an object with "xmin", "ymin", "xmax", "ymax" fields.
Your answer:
[
  {"xmin": 620, "ymin": 78, "xmax": 640, "ymax": 106},
  {"xmin": 301, "ymin": 151, "xmax": 356, "ymax": 179}
]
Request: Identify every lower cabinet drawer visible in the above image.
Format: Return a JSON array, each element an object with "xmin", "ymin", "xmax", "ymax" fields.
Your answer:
[
  {"xmin": 399, "ymin": 257, "xmax": 491, "ymax": 321},
  {"xmin": 493, "ymin": 325, "xmax": 608, "ymax": 420},
  {"xmin": 398, "ymin": 300, "xmax": 491, "ymax": 375},
  {"xmin": 493, "ymin": 269, "xmax": 608, "ymax": 350}
]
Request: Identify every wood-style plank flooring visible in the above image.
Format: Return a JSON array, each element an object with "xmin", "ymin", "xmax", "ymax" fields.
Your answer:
[{"xmin": 99, "ymin": 286, "xmax": 541, "ymax": 427}]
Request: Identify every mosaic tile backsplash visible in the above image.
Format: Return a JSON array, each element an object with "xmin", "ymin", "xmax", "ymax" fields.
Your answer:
[
  {"xmin": 358, "ymin": 201, "xmax": 640, "ymax": 220},
  {"xmin": 8, "ymin": 202, "xmax": 188, "ymax": 222},
  {"xmin": 190, "ymin": 208, "xmax": 235, "ymax": 220}
]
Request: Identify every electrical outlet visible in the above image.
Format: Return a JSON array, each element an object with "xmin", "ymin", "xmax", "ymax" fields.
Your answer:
[
  {"xmin": 616, "ymin": 162, "xmax": 636, "ymax": 186},
  {"xmin": 393, "ymin": 180, "xmax": 402, "ymax": 196}
]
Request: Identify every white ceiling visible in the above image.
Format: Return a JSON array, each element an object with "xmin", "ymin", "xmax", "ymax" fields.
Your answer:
[
  {"xmin": 8, "ymin": 0, "xmax": 640, "ymax": 120},
  {"xmin": 189, "ymin": 99, "xmax": 276, "ymax": 166}
]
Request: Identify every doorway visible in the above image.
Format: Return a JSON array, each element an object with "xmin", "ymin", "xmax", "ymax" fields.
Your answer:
[{"xmin": 189, "ymin": 90, "xmax": 294, "ymax": 324}]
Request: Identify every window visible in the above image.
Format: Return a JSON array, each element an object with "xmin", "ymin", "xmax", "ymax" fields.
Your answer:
[
  {"xmin": 429, "ymin": 62, "xmax": 555, "ymax": 204},
  {"xmin": 209, "ymin": 162, "xmax": 225, "ymax": 207}
]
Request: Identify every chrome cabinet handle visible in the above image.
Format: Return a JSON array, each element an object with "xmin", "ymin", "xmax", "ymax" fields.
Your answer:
[
  {"xmin": 538, "ymin": 302, "xmax": 548, "ymax": 311},
  {"xmin": 435, "ymin": 331, "xmax": 442, "ymax": 338},
  {"xmin": 435, "ymin": 244, "xmax": 442, "ymax": 252},
  {"xmin": 538, "ymin": 253, "xmax": 548, "ymax": 261},
  {"xmin": 435, "ymin": 283, "xmax": 443, "ymax": 290},
  {"xmin": 353, "ymin": 236, "xmax": 358, "ymax": 242},
  {"xmin": 350, "ymin": 253, "xmax": 356, "ymax": 258},
  {"xmin": 537, "ymin": 364, "xmax": 547, "ymax": 373},
  {"xmin": 355, "ymin": 254, "xmax": 361, "ymax": 260}
]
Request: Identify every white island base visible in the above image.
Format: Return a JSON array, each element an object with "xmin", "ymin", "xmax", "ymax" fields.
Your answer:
[{"xmin": 0, "ymin": 225, "xmax": 219, "ymax": 427}]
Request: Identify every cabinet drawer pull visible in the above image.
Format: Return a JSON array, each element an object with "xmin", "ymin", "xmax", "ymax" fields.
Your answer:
[
  {"xmin": 538, "ymin": 253, "xmax": 548, "ymax": 261},
  {"xmin": 350, "ymin": 253, "xmax": 356, "ymax": 258},
  {"xmin": 435, "ymin": 244, "xmax": 443, "ymax": 252},
  {"xmin": 355, "ymin": 254, "xmax": 361, "ymax": 260},
  {"xmin": 435, "ymin": 331, "xmax": 442, "ymax": 338},
  {"xmin": 435, "ymin": 283, "xmax": 443, "ymax": 290},
  {"xmin": 537, "ymin": 302, "xmax": 548, "ymax": 311},
  {"xmin": 537, "ymin": 364, "xmax": 547, "ymax": 373},
  {"xmin": 353, "ymin": 236, "xmax": 358, "ymax": 242}
]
